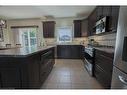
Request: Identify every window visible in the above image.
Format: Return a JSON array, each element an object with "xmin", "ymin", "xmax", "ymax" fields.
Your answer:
[
  {"xmin": 57, "ymin": 27, "xmax": 72, "ymax": 43},
  {"xmin": 21, "ymin": 28, "xmax": 37, "ymax": 47},
  {"xmin": 11, "ymin": 27, "xmax": 38, "ymax": 47}
]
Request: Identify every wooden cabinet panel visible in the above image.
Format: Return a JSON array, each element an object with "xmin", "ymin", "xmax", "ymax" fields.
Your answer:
[
  {"xmin": 88, "ymin": 8, "xmax": 97, "ymax": 36},
  {"xmin": 40, "ymin": 49, "xmax": 55, "ymax": 84},
  {"xmin": 88, "ymin": 6, "xmax": 119, "ymax": 36},
  {"xmin": 0, "ymin": 47, "xmax": 55, "ymax": 89},
  {"xmin": 74, "ymin": 20, "xmax": 82, "ymax": 37},
  {"xmin": 0, "ymin": 68, "xmax": 21, "ymax": 88},
  {"xmin": 57, "ymin": 45, "xmax": 82, "ymax": 59},
  {"xmin": 81, "ymin": 19, "xmax": 88, "ymax": 37},
  {"xmin": 96, "ymin": 6, "xmax": 103, "ymax": 21},
  {"xmin": 94, "ymin": 64, "xmax": 111, "ymax": 88},
  {"xmin": 94, "ymin": 49, "xmax": 114, "ymax": 88},
  {"xmin": 102, "ymin": 6, "xmax": 112, "ymax": 17},
  {"xmin": 110, "ymin": 6, "xmax": 120, "ymax": 32},
  {"xmin": 43, "ymin": 21, "xmax": 55, "ymax": 38},
  {"xmin": 95, "ymin": 53, "xmax": 113, "ymax": 74}
]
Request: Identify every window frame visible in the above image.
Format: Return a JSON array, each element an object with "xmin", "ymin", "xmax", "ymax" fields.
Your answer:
[{"xmin": 56, "ymin": 26, "xmax": 73, "ymax": 43}]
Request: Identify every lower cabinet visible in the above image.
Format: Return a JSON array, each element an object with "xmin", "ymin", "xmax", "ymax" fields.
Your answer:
[
  {"xmin": 40, "ymin": 50, "xmax": 54, "ymax": 84},
  {"xmin": 94, "ymin": 49, "xmax": 114, "ymax": 88},
  {"xmin": 0, "ymin": 47, "xmax": 55, "ymax": 89},
  {"xmin": 57, "ymin": 45, "xmax": 83, "ymax": 59},
  {"xmin": 94, "ymin": 64, "xmax": 111, "ymax": 88},
  {"xmin": 0, "ymin": 68, "xmax": 21, "ymax": 88}
]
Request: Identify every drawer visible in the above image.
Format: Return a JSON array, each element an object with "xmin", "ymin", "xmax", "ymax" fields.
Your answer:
[
  {"xmin": 95, "ymin": 49, "xmax": 114, "ymax": 59},
  {"xmin": 94, "ymin": 64, "xmax": 112, "ymax": 88},
  {"xmin": 95, "ymin": 54, "xmax": 113, "ymax": 74}
]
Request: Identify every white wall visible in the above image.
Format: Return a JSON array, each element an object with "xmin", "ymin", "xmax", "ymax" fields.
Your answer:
[
  {"xmin": 44, "ymin": 17, "xmax": 88, "ymax": 45},
  {"xmin": 7, "ymin": 19, "xmax": 44, "ymax": 46},
  {"xmin": 0, "ymin": 17, "xmax": 88, "ymax": 47}
]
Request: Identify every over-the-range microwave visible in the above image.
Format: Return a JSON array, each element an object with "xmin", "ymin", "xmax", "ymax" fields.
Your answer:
[{"xmin": 95, "ymin": 16, "xmax": 108, "ymax": 34}]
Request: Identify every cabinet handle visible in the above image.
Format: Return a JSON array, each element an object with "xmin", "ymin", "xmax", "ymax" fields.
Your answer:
[{"xmin": 118, "ymin": 75, "xmax": 127, "ymax": 85}]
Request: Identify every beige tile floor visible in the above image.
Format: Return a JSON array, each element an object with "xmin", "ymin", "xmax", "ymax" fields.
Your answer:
[{"xmin": 42, "ymin": 59, "xmax": 103, "ymax": 89}]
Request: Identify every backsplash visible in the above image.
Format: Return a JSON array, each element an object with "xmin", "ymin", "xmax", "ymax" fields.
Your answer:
[
  {"xmin": 88, "ymin": 33, "xmax": 116, "ymax": 47},
  {"xmin": 44, "ymin": 37, "xmax": 88, "ymax": 46},
  {"xmin": 44, "ymin": 33, "xmax": 116, "ymax": 47}
]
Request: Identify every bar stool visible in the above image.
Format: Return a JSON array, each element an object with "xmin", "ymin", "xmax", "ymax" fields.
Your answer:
[
  {"xmin": 16, "ymin": 44, "xmax": 21, "ymax": 47},
  {"xmin": 6, "ymin": 44, "xmax": 11, "ymax": 48}
]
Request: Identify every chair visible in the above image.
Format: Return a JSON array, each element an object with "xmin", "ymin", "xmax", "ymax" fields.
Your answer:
[
  {"xmin": 16, "ymin": 44, "xmax": 21, "ymax": 47},
  {"xmin": 6, "ymin": 44, "xmax": 11, "ymax": 48}
]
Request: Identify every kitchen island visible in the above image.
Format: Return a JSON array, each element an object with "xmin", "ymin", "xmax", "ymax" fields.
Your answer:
[{"xmin": 0, "ymin": 46, "xmax": 55, "ymax": 89}]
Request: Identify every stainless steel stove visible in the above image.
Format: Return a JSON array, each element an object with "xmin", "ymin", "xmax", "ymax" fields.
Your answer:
[{"xmin": 83, "ymin": 46, "xmax": 95, "ymax": 76}]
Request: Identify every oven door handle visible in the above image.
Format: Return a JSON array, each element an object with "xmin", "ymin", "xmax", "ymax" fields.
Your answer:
[
  {"xmin": 118, "ymin": 75, "xmax": 127, "ymax": 85},
  {"xmin": 85, "ymin": 58, "xmax": 91, "ymax": 64}
]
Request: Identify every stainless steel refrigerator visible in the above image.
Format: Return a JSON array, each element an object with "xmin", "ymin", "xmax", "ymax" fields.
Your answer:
[{"xmin": 111, "ymin": 6, "xmax": 127, "ymax": 89}]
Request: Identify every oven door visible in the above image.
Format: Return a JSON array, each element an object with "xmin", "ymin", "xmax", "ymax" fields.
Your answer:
[{"xmin": 83, "ymin": 52, "xmax": 93, "ymax": 76}]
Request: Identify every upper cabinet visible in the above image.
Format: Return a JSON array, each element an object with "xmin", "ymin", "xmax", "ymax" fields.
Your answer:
[
  {"xmin": 43, "ymin": 21, "xmax": 55, "ymax": 38},
  {"xmin": 88, "ymin": 8, "xmax": 97, "ymax": 36},
  {"xmin": 88, "ymin": 6, "xmax": 120, "ymax": 36},
  {"xmin": 74, "ymin": 19, "xmax": 88, "ymax": 37},
  {"xmin": 110, "ymin": 6, "xmax": 120, "ymax": 32},
  {"xmin": 81, "ymin": 19, "xmax": 88, "ymax": 37},
  {"xmin": 74, "ymin": 20, "xmax": 82, "ymax": 37}
]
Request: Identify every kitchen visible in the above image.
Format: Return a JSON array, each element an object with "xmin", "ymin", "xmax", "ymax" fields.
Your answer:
[{"xmin": 0, "ymin": 6, "xmax": 126, "ymax": 89}]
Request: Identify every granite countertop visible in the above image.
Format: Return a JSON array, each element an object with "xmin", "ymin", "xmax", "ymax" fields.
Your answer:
[
  {"xmin": 94, "ymin": 47, "xmax": 115, "ymax": 54},
  {"xmin": 82, "ymin": 45, "xmax": 115, "ymax": 54},
  {"xmin": 0, "ymin": 46, "xmax": 55, "ymax": 57}
]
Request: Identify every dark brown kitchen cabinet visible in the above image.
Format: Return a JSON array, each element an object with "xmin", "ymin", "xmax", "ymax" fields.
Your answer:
[
  {"xmin": 43, "ymin": 21, "xmax": 55, "ymax": 38},
  {"xmin": 40, "ymin": 50, "xmax": 55, "ymax": 84},
  {"xmin": 88, "ymin": 6, "xmax": 119, "ymax": 36},
  {"xmin": 97, "ymin": 6, "xmax": 112, "ymax": 19},
  {"xmin": 74, "ymin": 20, "xmax": 82, "ymax": 37},
  {"xmin": 94, "ymin": 49, "xmax": 114, "ymax": 88},
  {"xmin": 0, "ymin": 67, "xmax": 21, "ymax": 88},
  {"xmin": 0, "ymin": 47, "xmax": 55, "ymax": 89},
  {"xmin": 102, "ymin": 6, "xmax": 112, "ymax": 17},
  {"xmin": 88, "ymin": 8, "xmax": 97, "ymax": 36},
  {"xmin": 96, "ymin": 6, "xmax": 103, "ymax": 21},
  {"xmin": 81, "ymin": 19, "xmax": 88, "ymax": 37},
  {"xmin": 57, "ymin": 45, "xmax": 82, "ymax": 59},
  {"xmin": 110, "ymin": 6, "xmax": 120, "ymax": 32}
]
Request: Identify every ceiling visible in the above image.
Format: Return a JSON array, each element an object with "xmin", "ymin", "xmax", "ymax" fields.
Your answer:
[{"xmin": 0, "ymin": 6, "xmax": 95, "ymax": 19}]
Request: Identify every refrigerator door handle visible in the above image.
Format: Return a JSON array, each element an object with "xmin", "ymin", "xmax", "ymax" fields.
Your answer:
[{"xmin": 118, "ymin": 75, "xmax": 127, "ymax": 85}]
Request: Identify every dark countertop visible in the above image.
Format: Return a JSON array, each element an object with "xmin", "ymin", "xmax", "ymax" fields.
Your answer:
[
  {"xmin": 94, "ymin": 47, "xmax": 115, "ymax": 54},
  {"xmin": 82, "ymin": 45, "xmax": 115, "ymax": 54},
  {"xmin": 0, "ymin": 46, "xmax": 55, "ymax": 57}
]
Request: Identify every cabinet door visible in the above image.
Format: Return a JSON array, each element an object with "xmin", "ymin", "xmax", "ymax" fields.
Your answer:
[
  {"xmin": 0, "ymin": 68, "xmax": 21, "ymax": 88},
  {"xmin": 96, "ymin": 6, "xmax": 103, "ymax": 21},
  {"xmin": 81, "ymin": 19, "xmax": 88, "ymax": 37},
  {"xmin": 27, "ymin": 56, "xmax": 40, "ymax": 88},
  {"xmin": 94, "ymin": 65, "xmax": 111, "ymax": 88},
  {"xmin": 43, "ymin": 21, "xmax": 55, "ymax": 38},
  {"xmin": 102, "ymin": 6, "xmax": 112, "ymax": 17},
  {"xmin": 88, "ymin": 8, "xmax": 97, "ymax": 36},
  {"xmin": 74, "ymin": 20, "xmax": 82, "ymax": 37},
  {"xmin": 110, "ymin": 6, "xmax": 120, "ymax": 32},
  {"xmin": 95, "ymin": 53, "xmax": 113, "ymax": 75},
  {"xmin": 102, "ymin": 6, "xmax": 112, "ymax": 31}
]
